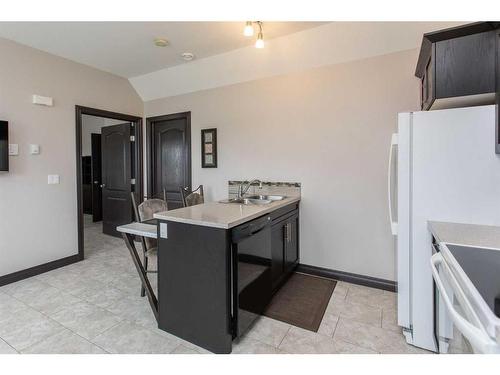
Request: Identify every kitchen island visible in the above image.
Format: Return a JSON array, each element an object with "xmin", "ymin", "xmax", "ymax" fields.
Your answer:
[{"xmin": 153, "ymin": 196, "xmax": 300, "ymax": 353}]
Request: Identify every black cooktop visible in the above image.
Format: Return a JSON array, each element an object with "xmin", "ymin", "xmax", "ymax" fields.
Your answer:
[{"xmin": 447, "ymin": 244, "xmax": 500, "ymax": 318}]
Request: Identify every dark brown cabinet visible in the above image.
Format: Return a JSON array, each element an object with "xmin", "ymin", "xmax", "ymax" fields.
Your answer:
[
  {"xmin": 416, "ymin": 22, "xmax": 499, "ymax": 111},
  {"xmin": 434, "ymin": 31, "xmax": 496, "ymax": 99},
  {"xmin": 270, "ymin": 203, "xmax": 299, "ymax": 290},
  {"xmin": 415, "ymin": 22, "xmax": 500, "ymax": 153}
]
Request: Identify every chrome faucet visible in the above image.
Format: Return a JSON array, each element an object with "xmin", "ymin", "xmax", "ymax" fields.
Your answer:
[{"xmin": 237, "ymin": 179, "xmax": 262, "ymax": 199}]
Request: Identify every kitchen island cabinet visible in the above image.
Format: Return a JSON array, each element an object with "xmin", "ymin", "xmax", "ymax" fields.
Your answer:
[{"xmin": 153, "ymin": 197, "xmax": 300, "ymax": 353}]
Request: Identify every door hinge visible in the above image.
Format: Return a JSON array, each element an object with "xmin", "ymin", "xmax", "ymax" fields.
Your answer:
[
  {"xmin": 130, "ymin": 135, "xmax": 135, "ymax": 142},
  {"xmin": 131, "ymin": 178, "xmax": 136, "ymax": 185},
  {"xmin": 402, "ymin": 326, "xmax": 413, "ymax": 337}
]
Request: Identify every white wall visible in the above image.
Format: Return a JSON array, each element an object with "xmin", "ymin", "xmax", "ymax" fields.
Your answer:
[
  {"xmin": 145, "ymin": 49, "xmax": 421, "ymax": 281},
  {"xmin": 0, "ymin": 37, "xmax": 142, "ymax": 277},
  {"xmin": 81, "ymin": 115, "xmax": 125, "ymax": 156}
]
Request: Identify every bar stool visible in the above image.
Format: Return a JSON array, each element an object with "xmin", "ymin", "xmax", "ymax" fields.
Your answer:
[{"xmin": 131, "ymin": 191, "xmax": 168, "ymax": 297}]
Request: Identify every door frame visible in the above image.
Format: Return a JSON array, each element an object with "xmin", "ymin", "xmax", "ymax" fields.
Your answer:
[
  {"xmin": 145, "ymin": 112, "xmax": 192, "ymax": 199},
  {"xmin": 90, "ymin": 133, "xmax": 102, "ymax": 222},
  {"xmin": 75, "ymin": 105, "xmax": 143, "ymax": 260}
]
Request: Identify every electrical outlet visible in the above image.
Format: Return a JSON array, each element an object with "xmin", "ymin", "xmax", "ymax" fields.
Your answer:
[
  {"xmin": 160, "ymin": 223, "xmax": 168, "ymax": 239},
  {"xmin": 30, "ymin": 144, "xmax": 40, "ymax": 155}
]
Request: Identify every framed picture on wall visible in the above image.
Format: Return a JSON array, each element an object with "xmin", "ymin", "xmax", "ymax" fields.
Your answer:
[{"xmin": 201, "ymin": 128, "xmax": 217, "ymax": 168}]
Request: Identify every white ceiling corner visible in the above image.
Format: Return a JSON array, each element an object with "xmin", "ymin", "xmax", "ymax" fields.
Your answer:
[
  {"xmin": 0, "ymin": 21, "xmax": 322, "ymax": 78},
  {"xmin": 130, "ymin": 21, "xmax": 464, "ymax": 102}
]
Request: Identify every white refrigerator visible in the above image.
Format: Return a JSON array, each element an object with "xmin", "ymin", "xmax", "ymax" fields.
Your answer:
[{"xmin": 388, "ymin": 105, "xmax": 500, "ymax": 352}]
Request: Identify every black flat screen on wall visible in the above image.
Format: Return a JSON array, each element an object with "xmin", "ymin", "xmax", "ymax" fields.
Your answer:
[{"xmin": 0, "ymin": 121, "xmax": 8, "ymax": 171}]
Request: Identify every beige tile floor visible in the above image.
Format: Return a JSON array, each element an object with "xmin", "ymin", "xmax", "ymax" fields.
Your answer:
[{"xmin": 0, "ymin": 216, "xmax": 431, "ymax": 354}]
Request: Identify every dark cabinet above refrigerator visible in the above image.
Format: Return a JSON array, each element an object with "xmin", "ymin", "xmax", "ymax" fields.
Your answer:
[{"xmin": 415, "ymin": 22, "xmax": 500, "ymax": 153}]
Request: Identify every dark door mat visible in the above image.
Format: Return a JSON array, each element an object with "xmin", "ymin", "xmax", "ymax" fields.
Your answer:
[{"xmin": 264, "ymin": 272, "xmax": 336, "ymax": 332}]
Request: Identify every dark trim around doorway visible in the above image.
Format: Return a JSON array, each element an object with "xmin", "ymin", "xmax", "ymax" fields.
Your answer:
[
  {"xmin": 145, "ymin": 112, "xmax": 191, "ymax": 199},
  {"xmin": 76, "ymin": 106, "xmax": 143, "ymax": 260}
]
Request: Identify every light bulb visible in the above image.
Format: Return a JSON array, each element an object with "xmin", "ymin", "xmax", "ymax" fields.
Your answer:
[
  {"xmin": 243, "ymin": 22, "xmax": 254, "ymax": 37},
  {"xmin": 255, "ymin": 32, "xmax": 264, "ymax": 48}
]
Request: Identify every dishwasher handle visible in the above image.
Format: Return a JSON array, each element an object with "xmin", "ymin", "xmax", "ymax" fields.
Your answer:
[
  {"xmin": 232, "ymin": 216, "xmax": 271, "ymax": 242},
  {"xmin": 249, "ymin": 219, "xmax": 271, "ymax": 235}
]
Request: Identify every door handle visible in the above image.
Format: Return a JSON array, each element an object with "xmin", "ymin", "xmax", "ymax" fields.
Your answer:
[
  {"xmin": 284, "ymin": 223, "xmax": 291, "ymax": 243},
  {"xmin": 388, "ymin": 133, "xmax": 398, "ymax": 236},
  {"xmin": 93, "ymin": 181, "xmax": 100, "ymax": 185},
  {"xmin": 100, "ymin": 184, "xmax": 106, "ymax": 188}
]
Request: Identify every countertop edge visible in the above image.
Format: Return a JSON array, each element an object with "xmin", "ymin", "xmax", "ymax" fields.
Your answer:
[
  {"xmin": 154, "ymin": 197, "xmax": 301, "ymax": 229},
  {"xmin": 428, "ymin": 221, "xmax": 500, "ymax": 250}
]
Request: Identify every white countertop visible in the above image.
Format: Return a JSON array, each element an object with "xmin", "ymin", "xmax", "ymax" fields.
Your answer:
[
  {"xmin": 117, "ymin": 222, "xmax": 157, "ymax": 238},
  {"xmin": 428, "ymin": 221, "xmax": 500, "ymax": 250},
  {"xmin": 154, "ymin": 196, "xmax": 300, "ymax": 229}
]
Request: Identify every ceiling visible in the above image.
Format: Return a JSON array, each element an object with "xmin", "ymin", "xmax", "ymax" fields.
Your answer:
[{"xmin": 0, "ymin": 22, "xmax": 325, "ymax": 78}]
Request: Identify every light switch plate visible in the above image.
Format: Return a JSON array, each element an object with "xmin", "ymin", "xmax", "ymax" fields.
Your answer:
[
  {"xmin": 32, "ymin": 95, "xmax": 53, "ymax": 106},
  {"xmin": 48, "ymin": 175, "xmax": 60, "ymax": 184},
  {"xmin": 30, "ymin": 144, "xmax": 40, "ymax": 155},
  {"xmin": 160, "ymin": 223, "xmax": 168, "ymax": 239},
  {"xmin": 8, "ymin": 144, "xmax": 19, "ymax": 156}
]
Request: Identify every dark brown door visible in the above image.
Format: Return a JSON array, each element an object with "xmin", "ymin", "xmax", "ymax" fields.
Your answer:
[
  {"xmin": 91, "ymin": 133, "xmax": 102, "ymax": 222},
  {"xmin": 101, "ymin": 123, "xmax": 132, "ymax": 236},
  {"xmin": 148, "ymin": 113, "xmax": 191, "ymax": 209}
]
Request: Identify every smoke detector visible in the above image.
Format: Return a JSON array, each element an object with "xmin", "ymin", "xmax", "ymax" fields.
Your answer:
[
  {"xmin": 154, "ymin": 38, "xmax": 169, "ymax": 47},
  {"xmin": 181, "ymin": 52, "xmax": 195, "ymax": 61}
]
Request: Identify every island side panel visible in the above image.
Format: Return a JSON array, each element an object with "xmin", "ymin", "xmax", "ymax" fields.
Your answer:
[{"xmin": 157, "ymin": 220, "xmax": 232, "ymax": 354}]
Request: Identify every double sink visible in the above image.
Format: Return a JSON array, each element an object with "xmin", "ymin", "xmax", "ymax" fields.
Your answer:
[{"xmin": 222, "ymin": 195, "xmax": 286, "ymax": 205}]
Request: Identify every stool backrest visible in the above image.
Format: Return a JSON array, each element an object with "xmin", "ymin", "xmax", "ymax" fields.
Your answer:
[
  {"xmin": 138, "ymin": 199, "xmax": 168, "ymax": 221},
  {"xmin": 180, "ymin": 185, "xmax": 204, "ymax": 207},
  {"xmin": 131, "ymin": 192, "xmax": 168, "ymax": 251}
]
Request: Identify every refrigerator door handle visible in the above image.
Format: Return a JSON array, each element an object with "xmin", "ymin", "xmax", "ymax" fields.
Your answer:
[{"xmin": 388, "ymin": 133, "xmax": 398, "ymax": 235}]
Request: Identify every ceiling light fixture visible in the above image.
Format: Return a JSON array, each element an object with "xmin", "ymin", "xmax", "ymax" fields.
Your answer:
[
  {"xmin": 154, "ymin": 38, "xmax": 169, "ymax": 47},
  {"xmin": 243, "ymin": 21, "xmax": 264, "ymax": 49},
  {"xmin": 181, "ymin": 52, "xmax": 195, "ymax": 61},
  {"xmin": 243, "ymin": 21, "xmax": 254, "ymax": 37}
]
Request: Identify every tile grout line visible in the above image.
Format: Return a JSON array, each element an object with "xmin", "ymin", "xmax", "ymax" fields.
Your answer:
[
  {"xmin": 5, "ymin": 293, "xmax": 67, "ymax": 352},
  {"xmin": 276, "ymin": 325, "xmax": 292, "ymax": 349},
  {"xmin": 332, "ymin": 317, "xmax": 380, "ymax": 354},
  {"xmin": 0, "ymin": 337, "xmax": 19, "ymax": 354},
  {"xmin": 71, "ymin": 330, "xmax": 111, "ymax": 354},
  {"xmin": 330, "ymin": 316, "xmax": 340, "ymax": 339},
  {"xmin": 86, "ymin": 318, "xmax": 125, "ymax": 343},
  {"xmin": 8, "ymin": 288, "xmax": 123, "ymax": 353}
]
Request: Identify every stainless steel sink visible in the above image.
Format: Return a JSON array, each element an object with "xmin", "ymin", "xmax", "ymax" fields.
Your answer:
[
  {"xmin": 219, "ymin": 194, "xmax": 286, "ymax": 205},
  {"xmin": 245, "ymin": 195, "xmax": 286, "ymax": 201},
  {"xmin": 220, "ymin": 194, "xmax": 287, "ymax": 205},
  {"xmin": 222, "ymin": 198, "xmax": 272, "ymax": 205}
]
